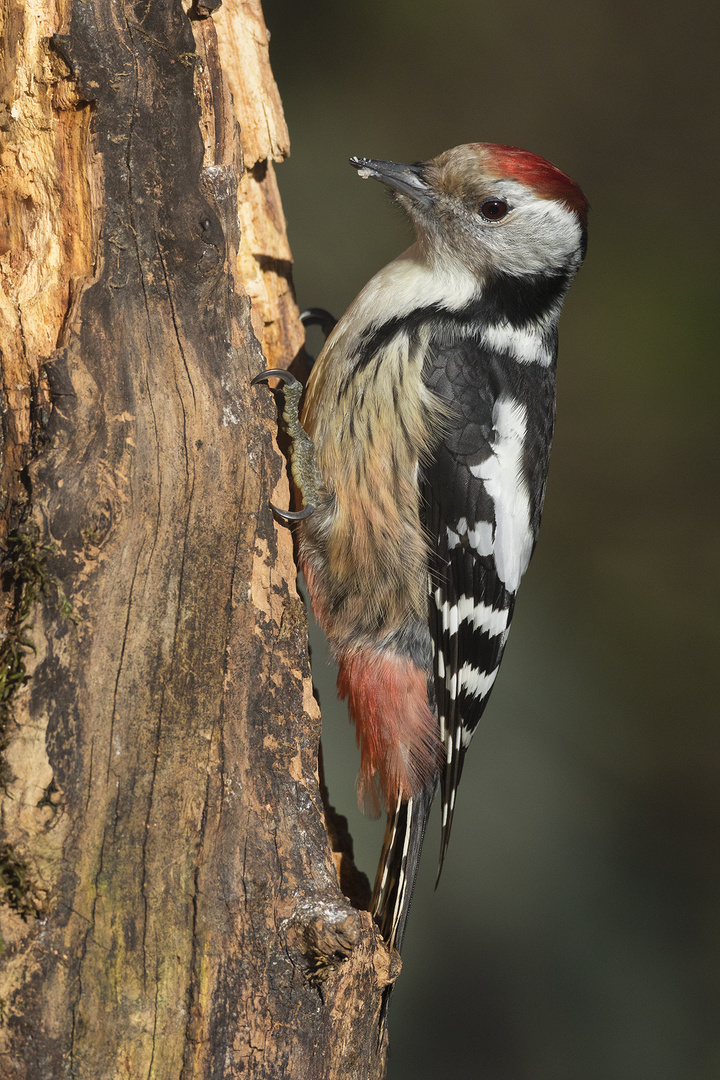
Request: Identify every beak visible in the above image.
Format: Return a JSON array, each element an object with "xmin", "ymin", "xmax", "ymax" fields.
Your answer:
[{"xmin": 349, "ymin": 157, "xmax": 431, "ymax": 204}]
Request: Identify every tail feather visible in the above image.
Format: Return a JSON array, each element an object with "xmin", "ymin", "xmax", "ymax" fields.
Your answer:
[
  {"xmin": 371, "ymin": 779, "xmax": 436, "ymax": 954},
  {"xmin": 436, "ymin": 747, "xmax": 466, "ymax": 885}
]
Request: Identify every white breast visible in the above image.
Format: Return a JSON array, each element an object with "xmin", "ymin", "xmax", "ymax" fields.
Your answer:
[{"xmin": 325, "ymin": 242, "xmax": 479, "ymax": 351}]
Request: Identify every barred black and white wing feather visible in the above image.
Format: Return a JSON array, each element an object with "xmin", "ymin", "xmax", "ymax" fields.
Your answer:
[{"xmin": 421, "ymin": 333, "xmax": 557, "ymax": 873}]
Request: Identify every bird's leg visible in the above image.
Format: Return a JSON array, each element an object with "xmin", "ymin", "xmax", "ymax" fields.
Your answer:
[{"xmin": 251, "ymin": 368, "xmax": 322, "ymax": 522}]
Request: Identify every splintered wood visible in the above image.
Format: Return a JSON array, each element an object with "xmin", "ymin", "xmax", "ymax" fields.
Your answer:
[
  {"xmin": 0, "ymin": 0, "xmax": 99, "ymax": 537},
  {"xmin": 186, "ymin": 0, "xmax": 304, "ymax": 368}
]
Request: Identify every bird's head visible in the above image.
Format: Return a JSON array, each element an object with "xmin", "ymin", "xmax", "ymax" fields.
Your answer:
[{"xmin": 350, "ymin": 143, "xmax": 588, "ymax": 282}]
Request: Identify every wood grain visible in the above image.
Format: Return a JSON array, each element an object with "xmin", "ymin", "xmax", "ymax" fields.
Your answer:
[{"xmin": 0, "ymin": 1, "xmax": 391, "ymax": 1075}]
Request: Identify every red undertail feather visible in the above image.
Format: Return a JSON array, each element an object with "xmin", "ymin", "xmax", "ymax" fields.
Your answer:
[{"xmin": 337, "ymin": 648, "xmax": 441, "ymax": 815}]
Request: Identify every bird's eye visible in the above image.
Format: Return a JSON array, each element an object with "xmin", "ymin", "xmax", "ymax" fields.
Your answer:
[{"xmin": 478, "ymin": 199, "xmax": 509, "ymax": 222}]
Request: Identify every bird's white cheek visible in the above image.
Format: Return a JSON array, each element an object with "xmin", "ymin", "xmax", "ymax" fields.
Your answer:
[{"xmin": 481, "ymin": 201, "xmax": 582, "ymax": 275}]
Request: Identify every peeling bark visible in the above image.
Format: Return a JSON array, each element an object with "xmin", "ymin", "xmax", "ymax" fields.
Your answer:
[{"xmin": 0, "ymin": 0, "xmax": 392, "ymax": 1076}]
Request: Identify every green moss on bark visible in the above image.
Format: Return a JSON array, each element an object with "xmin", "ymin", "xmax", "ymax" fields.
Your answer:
[
  {"xmin": 0, "ymin": 529, "xmax": 78, "ymax": 774},
  {"xmin": 0, "ymin": 842, "xmax": 43, "ymax": 921}
]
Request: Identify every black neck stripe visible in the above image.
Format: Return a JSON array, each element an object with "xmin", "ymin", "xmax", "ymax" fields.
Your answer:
[{"xmin": 351, "ymin": 267, "xmax": 569, "ymax": 371}]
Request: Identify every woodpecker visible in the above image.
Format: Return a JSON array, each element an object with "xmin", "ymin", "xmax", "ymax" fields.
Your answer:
[{"xmin": 256, "ymin": 143, "xmax": 587, "ymax": 954}]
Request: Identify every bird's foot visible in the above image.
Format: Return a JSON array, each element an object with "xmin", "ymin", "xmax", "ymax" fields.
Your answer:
[
  {"xmin": 251, "ymin": 367, "xmax": 322, "ymax": 523},
  {"xmin": 300, "ymin": 308, "xmax": 337, "ymax": 372},
  {"xmin": 300, "ymin": 307, "xmax": 337, "ymax": 339}
]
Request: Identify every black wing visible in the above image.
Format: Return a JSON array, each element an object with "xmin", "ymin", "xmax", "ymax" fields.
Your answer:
[{"xmin": 421, "ymin": 337, "xmax": 556, "ymax": 875}]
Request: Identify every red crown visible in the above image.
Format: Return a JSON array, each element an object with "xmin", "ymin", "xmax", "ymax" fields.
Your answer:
[{"xmin": 481, "ymin": 143, "xmax": 588, "ymax": 230}]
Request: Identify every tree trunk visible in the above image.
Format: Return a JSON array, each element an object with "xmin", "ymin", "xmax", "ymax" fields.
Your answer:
[{"xmin": 0, "ymin": 0, "xmax": 393, "ymax": 1075}]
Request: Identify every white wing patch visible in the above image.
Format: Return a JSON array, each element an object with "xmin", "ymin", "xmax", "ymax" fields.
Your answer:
[
  {"xmin": 481, "ymin": 321, "xmax": 554, "ymax": 366},
  {"xmin": 470, "ymin": 396, "xmax": 534, "ymax": 593},
  {"xmin": 446, "ymin": 518, "xmax": 493, "ymax": 554}
]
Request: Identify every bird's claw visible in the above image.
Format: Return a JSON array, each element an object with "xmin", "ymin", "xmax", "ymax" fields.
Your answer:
[
  {"xmin": 251, "ymin": 367, "xmax": 301, "ymax": 389},
  {"xmin": 252, "ymin": 366, "xmax": 321, "ymax": 525},
  {"xmin": 253, "ymin": 305, "xmax": 335, "ymax": 519},
  {"xmin": 270, "ymin": 502, "xmax": 316, "ymax": 522},
  {"xmin": 300, "ymin": 308, "xmax": 337, "ymax": 340}
]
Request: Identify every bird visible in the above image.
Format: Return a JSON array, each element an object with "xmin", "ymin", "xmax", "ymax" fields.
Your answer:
[{"xmin": 254, "ymin": 142, "xmax": 588, "ymax": 956}]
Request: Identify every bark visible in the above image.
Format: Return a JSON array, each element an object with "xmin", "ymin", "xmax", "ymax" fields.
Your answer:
[{"xmin": 0, "ymin": 0, "xmax": 394, "ymax": 1076}]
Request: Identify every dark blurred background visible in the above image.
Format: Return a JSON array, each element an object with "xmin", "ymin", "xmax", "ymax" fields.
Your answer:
[{"xmin": 261, "ymin": 2, "xmax": 720, "ymax": 1076}]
